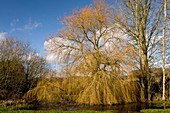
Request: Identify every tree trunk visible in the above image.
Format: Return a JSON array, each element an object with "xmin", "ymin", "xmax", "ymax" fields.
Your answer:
[
  {"xmin": 143, "ymin": 51, "xmax": 151, "ymax": 101},
  {"xmin": 138, "ymin": 40, "xmax": 145, "ymax": 102},
  {"xmin": 162, "ymin": 0, "xmax": 167, "ymax": 101}
]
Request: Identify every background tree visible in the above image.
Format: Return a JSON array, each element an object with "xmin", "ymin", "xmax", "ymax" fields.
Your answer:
[
  {"xmin": 0, "ymin": 38, "xmax": 26, "ymax": 99},
  {"xmin": 22, "ymin": 51, "xmax": 48, "ymax": 94},
  {"xmin": 0, "ymin": 37, "xmax": 48, "ymax": 100},
  {"xmin": 114, "ymin": 0, "xmax": 163, "ymax": 101}
]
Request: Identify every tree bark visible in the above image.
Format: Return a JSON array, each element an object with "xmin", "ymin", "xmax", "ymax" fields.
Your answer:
[{"xmin": 162, "ymin": 0, "xmax": 167, "ymax": 101}]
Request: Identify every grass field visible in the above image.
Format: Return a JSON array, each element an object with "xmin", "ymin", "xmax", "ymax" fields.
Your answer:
[{"xmin": 0, "ymin": 106, "xmax": 113, "ymax": 113}]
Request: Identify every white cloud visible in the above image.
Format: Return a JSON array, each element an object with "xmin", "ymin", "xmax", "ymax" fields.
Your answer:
[
  {"xmin": 10, "ymin": 18, "xmax": 42, "ymax": 32},
  {"xmin": 23, "ymin": 20, "xmax": 41, "ymax": 30},
  {"xmin": 10, "ymin": 19, "xmax": 19, "ymax": 27},
  {"xmin": 44, "ymin": 37, "xmax": 78, "ymax": 64},
  {"xmin": 44, "ymin": 38, "xmax": 58, "ymax": 63},
  {"xmin": 45, "ymin": 53, "xmax": 57, "ymax": 63},
  {"xmin": 0, "ymin": 32, "xmax": 7, "ymax": 40}
]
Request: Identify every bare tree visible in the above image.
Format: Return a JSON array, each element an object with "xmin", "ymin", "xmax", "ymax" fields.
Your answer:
[
  {"xmin": 0, "ymin": 37, "xmax": 48, "ymax": 100},
  {"xmin": 0, "ymin": 38, "xmax": 27, "ymax": 99},
  {"xmin": 114, "ymin": 0, "xmax": 163, "ymax": 101}
]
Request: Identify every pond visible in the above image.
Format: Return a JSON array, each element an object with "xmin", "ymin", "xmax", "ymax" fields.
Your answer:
[{"xmin": 31, "ymin": 102, "xmax": 169, "ymax": 113}]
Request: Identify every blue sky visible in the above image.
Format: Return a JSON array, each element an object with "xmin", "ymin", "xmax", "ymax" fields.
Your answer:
[{"xmin": 0, "ymin": 0, "xmax": 93, "ymax": 55}]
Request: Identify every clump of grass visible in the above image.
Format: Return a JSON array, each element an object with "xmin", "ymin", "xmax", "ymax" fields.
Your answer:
[{"xmin": 11, "ymin": 103, "xmax": 34, "ymax": 110}]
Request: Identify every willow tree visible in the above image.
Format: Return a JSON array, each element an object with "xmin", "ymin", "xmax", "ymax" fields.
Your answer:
[
  {"xmin": 114, "ymin": 0, "xmax": 163, "ymax": 101},
  {"xmin": 45, "ymin": 1, "xmax": 138, "ymax": 105}
]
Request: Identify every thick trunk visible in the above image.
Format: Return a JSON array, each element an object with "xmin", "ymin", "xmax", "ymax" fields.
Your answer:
[
  {"xmin": 143, "ymin": 51, "xmax": 151, "ymax": 101},
  {"xmin": 138, "ymin": 40, "xmax": 145, "ymax": 102},
  {"xmin": 135, "ymin": 0, "xmax": 145, "ymax": 102}
]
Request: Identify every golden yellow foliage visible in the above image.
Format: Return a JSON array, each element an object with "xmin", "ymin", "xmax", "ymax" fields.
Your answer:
[
  {"xmin": 24, "ymin": 78, "xmax": 64, "ymax": 103},
  {"xmin": 37, "ymin": 0, "xmax": 142, "ymax": 105}
]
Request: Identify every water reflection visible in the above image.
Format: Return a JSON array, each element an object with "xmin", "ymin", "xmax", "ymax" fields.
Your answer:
[{"xmin": 33, "ymin": 102, "xmax": 152, "ymax": 112}]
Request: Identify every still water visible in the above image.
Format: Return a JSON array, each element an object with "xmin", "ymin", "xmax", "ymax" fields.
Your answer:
[{"xmin": 32, "ymin": 102, "xmax": 169, "ymax": 113}]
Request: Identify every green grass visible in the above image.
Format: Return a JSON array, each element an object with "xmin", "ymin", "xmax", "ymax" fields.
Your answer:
[
  {"xmin": 4, "ymin": 101, "xmax": 170, "ymax": 113},
  {"xmin": 140, "ymin": 109, "xmax": 170, "ymax": 113},
  {"xmin": 0, "ymin": 106, "xmax": 10, "ymax": 111},
  {"xmin": 0, "ymin": 111, "xmax": 111, "ymax": 113},
  {"xmin": 146, "ymin": 100, "xmax": 170, "ymax": 109},
  {"xmin": 149, "ymin": 100, "xmax": 170, "ymax": 105},
  {"xmin": 140, "ymin": 101, "xmax": 170, "ymax": 113},
  {"xmin": 0, "ymin": 106, "xmax": 113, "ymax": 113},
  {"xmin": 0, "ymin": 110, "xmax": 112, "ymax": 113}
]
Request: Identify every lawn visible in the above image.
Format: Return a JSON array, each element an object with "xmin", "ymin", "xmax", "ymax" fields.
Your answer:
[{"xmin": 0, "ymin": 106, "xmax": 113, "ymax": 113}]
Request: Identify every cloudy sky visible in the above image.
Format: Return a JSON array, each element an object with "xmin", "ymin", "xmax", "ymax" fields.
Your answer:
[{"xmin": 0, "ymin": 0, "xmax": 93, "ymax": 55}]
